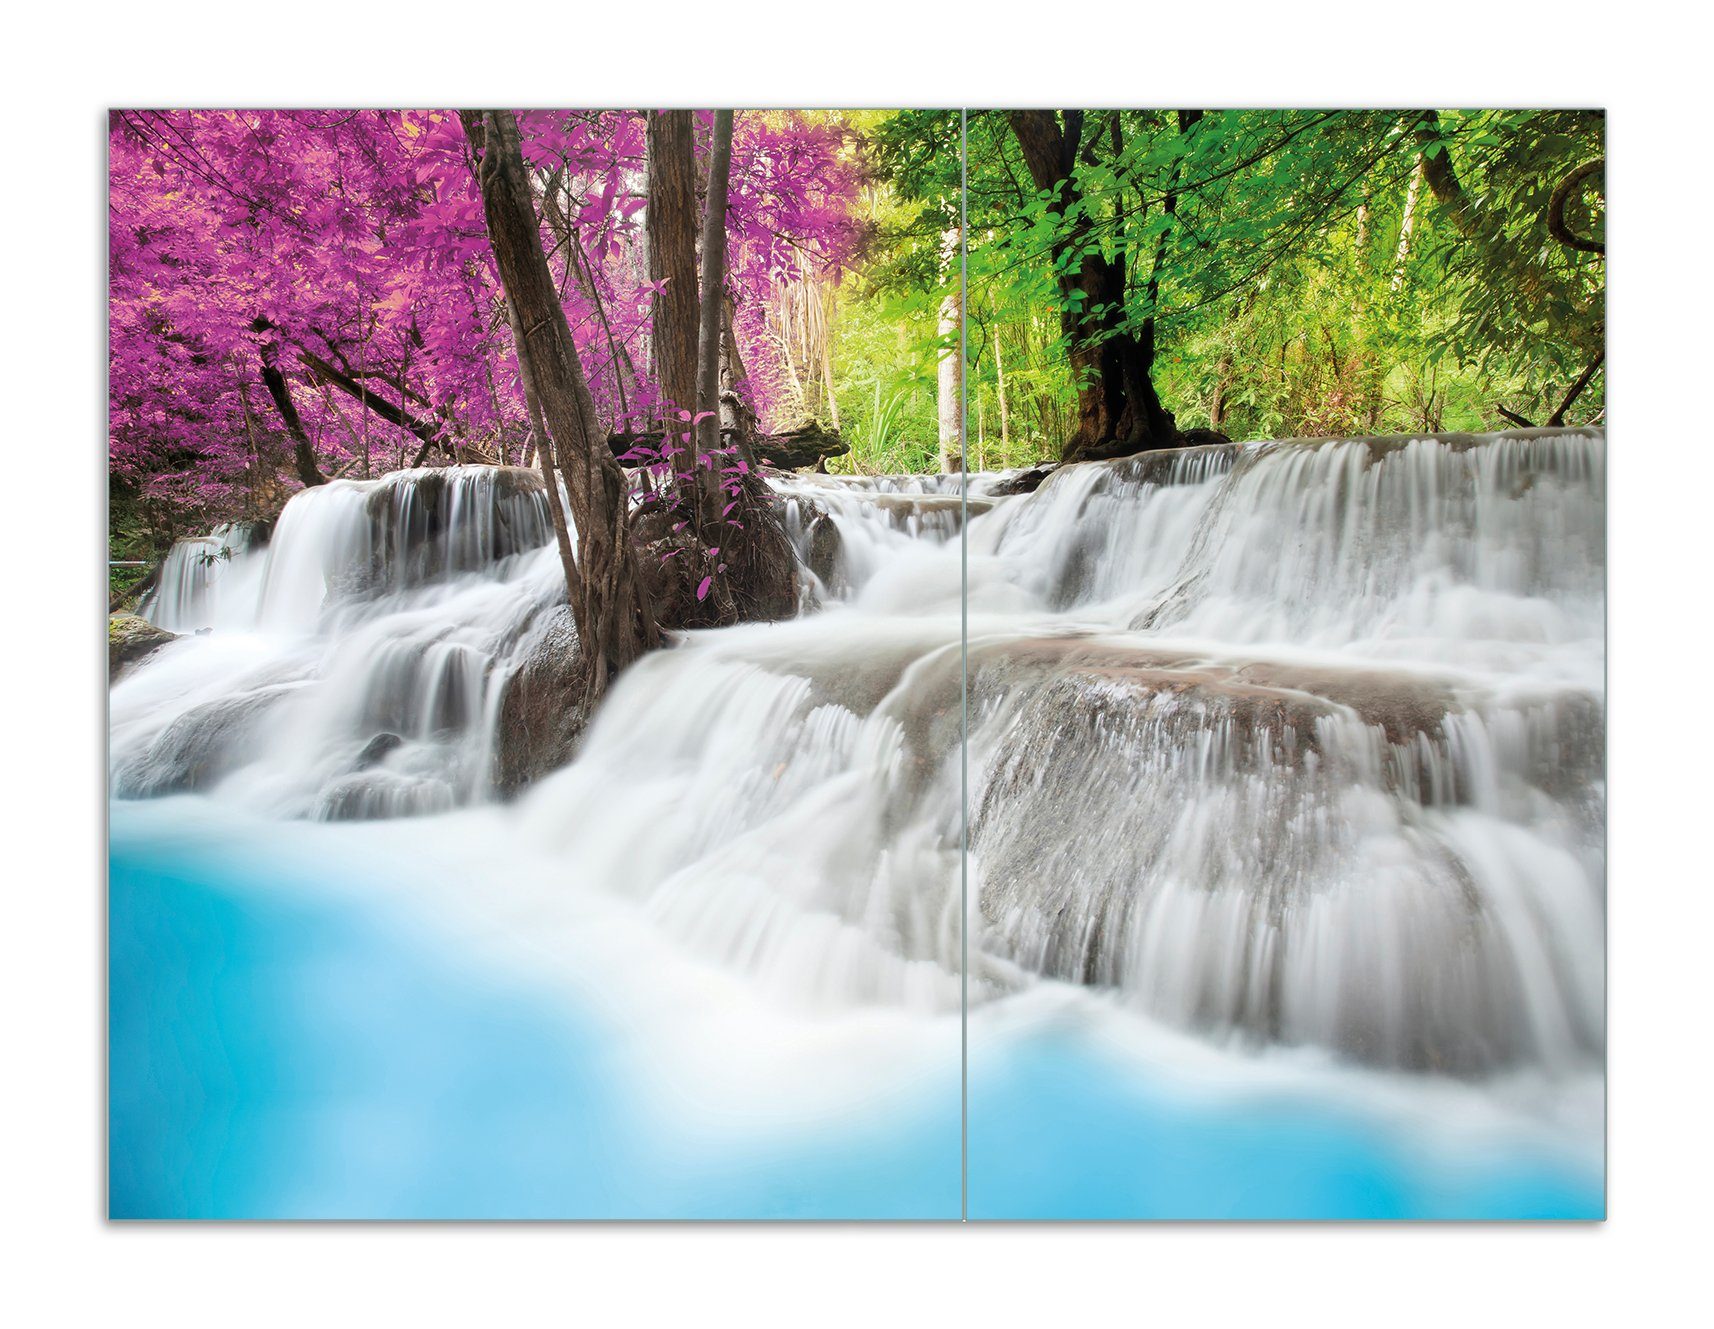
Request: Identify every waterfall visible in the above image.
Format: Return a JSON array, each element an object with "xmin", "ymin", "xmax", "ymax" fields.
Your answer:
[
  {"xmin": 775, "ymin": 472, "xmax": 977, "ymax": 603},
  {"xmin": 137, "ymin": 521, "xmax": 265, "ymax": 633},
  {"xmin": 964, "ymin": 429, "xmax": 1604, "ymax": 1073},
  {"xmin": 111, "ymin": 430, "xmax": 1604, "ymax": 1081},
  {"xmin": 114, "ymin": 466, "xmax": 562, "ymax": 820}
]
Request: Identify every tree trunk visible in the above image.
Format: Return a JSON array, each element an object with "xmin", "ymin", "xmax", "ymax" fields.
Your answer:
[
  {"xmin": 462, "ymin": 110, "xmax": 658, "ymax": 693},
  {"xmin": 1391, "ymin": 156, "xmax": 1423, "ymax": 291},
  {"xmin": 719, "ymin": 291, "xmax": 762, "ymax": 445},
  {"xmin": 994, "ymin": 324, "xmax": 1011, "ymax": 455},
  {"xmin": 819, "ymin": 288, "xmax": 841, "ymax": 432},
  {"xmin": 693, "ymin": 110, "xmax": 735, "ymax": 514},
  {"xmin": 647, "ymin": 111, "xmax": 700, "ymax": 419},
  {"xmin": 692, "ymin": 110, "xmax": 797, "ymax": 620},
  {"xmin": 543, "ymin": 178, "xmax": 639, "ymax": 417},
  {"xmin": 1208, "ymin": 350, "xmax": 1233, "ymax": 431},
  {"xmin": 935, "ymin": 224, "xmax": 964, "ymax": 473},
  {"xmin": 252, "ymin": 325, "xmax": 326, "ymax": 487},
  {"xmin": 1007, "ymin": 110, "xmax": 1179, "ymax": 463},
  {"xmin": 507, "ymin": 294, "xmax": 583, "ymax": 618}
]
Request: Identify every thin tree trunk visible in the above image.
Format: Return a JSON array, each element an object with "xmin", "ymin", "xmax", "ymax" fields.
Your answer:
[
  {"xmin": 462, "ymin": 110, "xmax": 658, "ymax": 692},
  {"xmin": 693, "ymin": 110, "xmax": 735, "ymax": 522},
  {"xmin": 1209, "ymin": 350, "xmax": 1233, "ymax": 430},
  {"xmin": 692, "ymin": 110, "xmax": 796, "ymax": 620},
  {"xmin": 819, "ymin": 287, "xmax": 841, "ymax": 432},
  {"xmin": 994, "ymin": 324, "xmax": 1011, "ymax": 455},
  {"xmin": 544, "ymin": 179, "xmax": 638, "ymax": 418},
  {"xmin": 1392, "ymin": 156, "xmax": 1423, "ymax": 291},
  {"xmin": 236, "ymin": 377, "xmax": 262, "ymax": 518},
  {"xmin": 507, "ymin": 295, "xmax": 583, "ymax": 614},
  {"xmin": 719, "ymin": 291, "xmax": 761, "ymax": 445},
  {"xmin": 1547, "ymin": 349, "xmax": 1605, "ymax": 426},
  {"xmin": 935, "ymin": 224, "xmax": 964, "ymax": 473},
  {"xmin": 253, "ymin": 329, "xmax": 326, "ymax": 487}
]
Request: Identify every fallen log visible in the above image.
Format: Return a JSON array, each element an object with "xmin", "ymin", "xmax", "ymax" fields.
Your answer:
[{"xmin": 608, "ymin": 420, "xmax": 849, "ymax": 472}]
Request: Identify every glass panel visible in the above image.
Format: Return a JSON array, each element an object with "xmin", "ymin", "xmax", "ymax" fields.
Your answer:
[
  {"xmin": 959, "ymin": 107, "xmax": 1605, "ymax": 1219},
  {"xmin": 107, "ymin": 108, "xmax": 963, "ymax": 1219}
]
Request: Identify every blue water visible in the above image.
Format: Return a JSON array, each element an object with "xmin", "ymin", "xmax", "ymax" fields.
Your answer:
[
  {"xmin": 109, "ymin": 810, "xmax": 1601, "ymax": 1221},
  {"xmin": 109, "ymin": 826, "xmax": 959, "ymax": 1220},
  {"xmin": 968, "ymin": 1039, "xmax": 1602, "ymax": 1220}
]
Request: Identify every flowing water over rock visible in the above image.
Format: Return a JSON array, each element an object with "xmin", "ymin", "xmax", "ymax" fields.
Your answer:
[
  {"xmin": 112, "ymin": 430, "xmax": 1604, "ymax": 1088},
  {"xmin": 119, "ymin": 466, "xmax": 561, "ymax": 819}
]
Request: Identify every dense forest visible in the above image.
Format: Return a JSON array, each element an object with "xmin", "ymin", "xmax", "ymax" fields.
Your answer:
[
  {"xmin": 110, "ymin": 106, "xmax": 1604, "ymax": 583},
  {"xmin": 952, "ymin": 108, "xmax": 1605, "ymax": 468}
]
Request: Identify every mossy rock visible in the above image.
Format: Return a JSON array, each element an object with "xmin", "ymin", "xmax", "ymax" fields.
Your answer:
[{"xmin": 108, "ymin": 613, "xmax": 177, "ymax": 682}]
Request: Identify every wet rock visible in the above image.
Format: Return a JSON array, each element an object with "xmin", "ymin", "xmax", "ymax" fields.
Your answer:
[
  {"xmin": 987, "ymin": 463, "xmax": 1058, "ymax": 496},
  {"xmin": 806, "ymin": 509, "xmax": 844, "ymax": 592},
  {"xmin": 959, "ymin": 632, "xmax": 1604, "ymax": 1074},
  {"xmin": 491, "ymin": 605, "xmax": 592, "ymax": 797},
  {"xmin": 113, "ymin": 683, "xmax": 298, "ymax": 796},
  {"xmin": 108, "ymin": 613, "xmax": 178, "ymax": 682},
  {"xmin": 315, "ymin": 770, "xmax": 455, "ymax": 821},
  {"xmin": 354, "ymin": 732, "xmax": 405, "ymax": 770},
  {"xmin": 962, "ymin": 636, "xmax": 1465, "ymax": 777}
]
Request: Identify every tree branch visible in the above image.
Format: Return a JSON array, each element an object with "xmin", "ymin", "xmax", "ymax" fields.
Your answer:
[
  {"xmin": 1548, "ymin": 159, "xmax": 1605, "ymax": 256},
  {"xmin": 1547, "ymin": 349, "xmax": 1605, "ymax": 426},
  {"xmin": 297, "ymin": 349, "xmax": 449, "ymax": 465}
]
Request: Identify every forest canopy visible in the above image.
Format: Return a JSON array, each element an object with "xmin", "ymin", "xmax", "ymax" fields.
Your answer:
[
  {"xmin": 108, "ymin": 109, "xmax": 959, "ymax": 552},
  {"xmin": 959, "ymin": 108, "xmax": 1605, "ymax": 467},
  {"xmin": 109, "ymin": 107, "xmax": 1604, "ymax": 560}
]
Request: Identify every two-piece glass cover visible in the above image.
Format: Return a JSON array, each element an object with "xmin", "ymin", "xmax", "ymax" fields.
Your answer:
[{"xmin": 107, "ymin": 107, "xmax": 1605, "ymax": 1219}]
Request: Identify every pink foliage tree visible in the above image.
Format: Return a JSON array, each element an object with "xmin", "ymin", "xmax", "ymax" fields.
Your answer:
[{"xmin": 109, "ymin": 109, "xmax": 865, "ymax": 534}]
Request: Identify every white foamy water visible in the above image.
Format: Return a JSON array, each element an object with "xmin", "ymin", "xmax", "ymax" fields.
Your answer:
[{"xmin": 111, "ymin": 429, "xmax": 1606, "ymax": 1195}]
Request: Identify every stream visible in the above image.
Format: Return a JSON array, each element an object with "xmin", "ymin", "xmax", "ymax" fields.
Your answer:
[{"xmin": 109, "ymin": 429, "xmax": 1605, "ymax": 1218}]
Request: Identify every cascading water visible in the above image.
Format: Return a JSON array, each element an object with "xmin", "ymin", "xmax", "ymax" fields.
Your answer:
[
  {"xmin": 114, "ymin": 465, "xmax": 560, "ymax": 819},
  {"xmin": 778, "ymin": 471, "xmax": 976, "ymax": 603},
  {"xmin": 137, "ymin": 520, "xmax": 266, "ymax": 632},
  {"xmin": 109, "ymin": 428, "xmax": 1604, "ymax": 1216},
  {"xmin": 962, "ymin": 430, "xmax": 1605, "ymax": 1076}
]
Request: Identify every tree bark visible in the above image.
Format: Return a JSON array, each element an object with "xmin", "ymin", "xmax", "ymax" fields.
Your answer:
[
  {"xmin": 462, "ymin": 110, "xmax": 658, "ymax": 692},
  {"xmin": 1391, "ymin": 156, "xmax": 1424, "ymax": 291},
  {"xmin": 691, "ymin": 110, "xmax": 797, "ymax": 620},
  {"xmin": 647, "ymin": 112, "xmax": 701, "ymax": 418},
  {"xmin": 719, "ymin": 290, "xmax": 761, "ymax": 445},
  {"xmin": 1007, "ymin": 110, "xmax": 1179, "ymax": 463},
  {"xmin": 693, "ymin": 110, "xmax": 735, "ymax": 515},
  {"xmin": 252, "ymin": 325, "xmax": 326, "ymax": 487},
  {"xmin": 506, "ymin": 294, "xmax": 584, "ymax": 616}
]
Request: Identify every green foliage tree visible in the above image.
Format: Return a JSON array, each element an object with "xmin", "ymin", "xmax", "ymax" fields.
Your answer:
[{"xmin": 955, "ymin": 108, "xmax": 1604, "ymax": 468}]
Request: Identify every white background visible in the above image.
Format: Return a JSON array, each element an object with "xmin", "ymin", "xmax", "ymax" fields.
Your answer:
[{"xmin": 2, "ymin": 6, "xmax": 1707, "ymax": 1324}]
